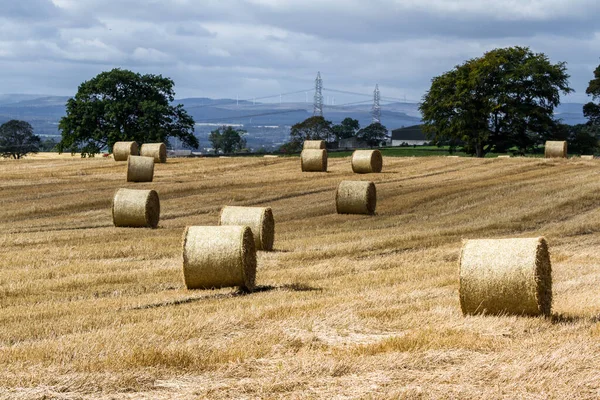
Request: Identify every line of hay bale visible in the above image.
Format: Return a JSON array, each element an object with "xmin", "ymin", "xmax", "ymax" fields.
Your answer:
[
  {"xmin": 219, "ymin": 206, "xmax": 274, "ymax": 251},
  {"xmin": 544, "ymin": 141, "xmax": 567, "ymax": 158},
  {"xmin": 112, "ymin": 188, "xmax": 160, "ymax": 228},
  {"xmin": 497, "ymin": 155, "xmax": 510, "ymax": 158},
  {"xmin": 581, "ymin": 155, "xmax": 594, "ymax": 160},
  {"xmin": 352, "ymin": 150, "xmax": 383, "ymax": 173},
  {"xmin": 140, "ymin": 143, "xmax": 167, "ymax": 163},
  {"xmin": 113, "ymin": 141, "xmax": 139, "ymax": 161},
  {"xmin": 127, "ymin": 156, "xmax": 154, "ymax": 182},
  {"xmin": 459, "ymin": 237, "xmax": 552, "ymax": 316},
  {"xmin": 301, "ymin": 149, "xmax": 328, "ymax": 172},
  {"xmin": 182, "ymin": 225, "xmax": 256, "ymax": 292},
  {"xmin": 336, "ymin": 180, "xmax": 377, "ymax": 215},
  {"xmin": 303, "ymin": 140, "xmax": 326, "ymax": 149}
]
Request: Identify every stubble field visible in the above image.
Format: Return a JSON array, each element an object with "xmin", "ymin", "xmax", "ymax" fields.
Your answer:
[{"xmin": 1, "ymin": 154, "xmax": 600, "ymax": 399}]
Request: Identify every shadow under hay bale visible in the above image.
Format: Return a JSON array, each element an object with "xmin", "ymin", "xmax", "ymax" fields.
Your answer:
[
  {"xmin": 112, "ymin": 188, "xmax": 160, "ymax": 228},
  {"xmin": 459, "ymin": 237, "xmax": 552, "ymax": 316},
  {"xmin": 301, "ymin": 149, "xmax": 328, "ymax": 172},
  {"xmin": 182, "ymin": 225, "xmax": 257, "ymax": 292},
  {"xmin": 303, "ymin": 140, "xmax": 326, "ymax": 149},
  {"xmin": 544, "ymin": 141, "xmax": 567, "ymax": 158},
  {"xmin": 113, "ymin": 141, "xmax": 138, "ymax": 161},
  {"xmin": 140, "ymin": 142, "xmax": 167, "ymax": 163},
  {"xmin": 352, "ymin": 149, "xmax": 383, "ymax": 173},
  {"xmin": 336, "ymin": 180, "xmax": 376, "ymax": 215},
  {"xmin": 219, "ymin": 206, "xmax": 275, "ymax": 251},
  {"xmin": 127, "ymin": 155, "xmax": 155, "ymax": 182}
]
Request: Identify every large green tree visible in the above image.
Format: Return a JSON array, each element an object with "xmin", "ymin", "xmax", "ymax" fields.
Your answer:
[
  {"xmin": 332, "ymin": 118, "xmax": 360, "ymax": 142},
  {"xmin": 0, "ymin": 120, "xmax": 41, "ymax": 159},
  {"xmin": 419, "ymin": 46, "xmax": 572, "ymax": 157},
  {"xmin": 584, "ymin": 65, "xmax": 600, "ymax": 126},
  {"xmin": 58, "ymin": 68, "xmax": 198, "ymax": 157},
  {"xmin": 289, "ymin": 116, "xmax": 333, "ymax": 145},
  {"xmin": 357, "ymin": 122, "xmax": 389, "ymax": 147},
  {"xmin": 209, "ymin": 126, "xmax": 247, "ymax": 154}
]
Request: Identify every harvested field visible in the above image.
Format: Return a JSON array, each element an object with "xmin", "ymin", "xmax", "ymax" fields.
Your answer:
[{"xmin": 2, "ymin": 155, "xmax": 600, "ymax": 399}]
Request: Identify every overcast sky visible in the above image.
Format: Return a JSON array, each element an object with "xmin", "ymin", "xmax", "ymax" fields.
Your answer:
[{"xmin": 1, "ymin": 0, "xmax": 599, "ymax": 104}]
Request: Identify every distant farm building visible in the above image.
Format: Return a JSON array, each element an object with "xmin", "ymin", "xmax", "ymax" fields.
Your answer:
[{"xmin": 391, "ymin": 125, "xmax": 428, "ymax": 146}]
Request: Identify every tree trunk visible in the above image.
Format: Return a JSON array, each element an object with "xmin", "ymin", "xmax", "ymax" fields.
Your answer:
[{"xmin": 475, "ymin": 142, "xmax": 484, "ymax": 158}]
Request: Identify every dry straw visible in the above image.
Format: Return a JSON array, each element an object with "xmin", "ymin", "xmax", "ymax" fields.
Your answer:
[
  {"xmin": 303, "ymin": 140, "xmax": 326, "ymax": 149},
  {"xmin": 459, "ymin": 237, "xmax": 552, "ymax": 316},
  {"xmin": 336, "ymin": 180, "xmax": 377, "ymax": 215},
  {"xmin": 301, "ymin": 149, "xmax": 328, "ymax": 172},
  {"xmin": 140, "ymin": 143, "xmax": 167, "ymax": 163},
  {"xmin": 352, "ymin": 150, "xmax": 383, "ymax": 173},
  {"xmin": 219, "ymin": 206, "xmax": 274, "ymax": 251},
  {"xmin": 497, "ymin": 155, "xmax": 511, "ymax": 158},
  {"xmin": 113, "ymin": 141, "xmax": 138, "ymax": 161},
  {"xmin": 182, "ymin": 225, "xmax": 256, "ymax": 291},
  {"xmin": 581, "ymin": 155, "xmax": 594, "ymax": 160},
  {"xmin": 544, "ymin": 141, "xmax": 567, "ymax": 158},
  {"xmin": 127, "ymin": 155, "xmax": 155, "ymax": 182},
  {"xmin": 112, "ymin": 188, "xmax": 160, "ymax": 228}
]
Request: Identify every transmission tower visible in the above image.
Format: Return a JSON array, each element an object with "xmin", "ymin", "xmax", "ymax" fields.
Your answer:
[
  {"xmin": 372, "ymin": 84, "xmax": 381, "ymax": 124},
  {"xmin": 313, "ymin": 71, "xmax": 323, "ymax": 117}
]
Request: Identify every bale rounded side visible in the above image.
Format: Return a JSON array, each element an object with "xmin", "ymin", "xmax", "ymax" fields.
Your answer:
[
  {"xmin": 336, "ymin": 180, "xmax": 377, "ymax": 215},
  {"xmin": 459, "ymin": 237, "xmax": 552, "ymax": 316},
  {"xmin": 303, "ymin": 140, "xmax": 326, "ymax": 149},
  {"xmin": 219, "ymin": 206, "xmax": 275, "ymax": 251},
  {"xmin": 113, "ymin": 141, "xmax": 138, "ymax": 161},
  {"xmin": 351, "ymin": 150, "xmax": 383, "ymax": 173},
  {"xmin": 182, "ymin": 225, "xmax": 257, "ymax": 291},
  {"xmin": 300, "ymin": 149, "xmax": 328, "ymax": 172},
  {"xmin": 127, "ymin": 155, "xmax": 155, "ymax": 182},
  {"xmin": 544, "ymin": 141, "xmax": 567, "ymax": 158},
  {"xmin": 140, "ymin": 143, "xmax": 167, "ymax": 163},
  {"xmin": 112, "ymin": 188, "xmax": 160, "ymax": 228}
]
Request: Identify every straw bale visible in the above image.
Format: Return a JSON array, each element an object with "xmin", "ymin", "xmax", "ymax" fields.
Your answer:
[
  {"xmin": 301, "ymin": 149, "xmax": 328, "ymax": 172},
  {"xmin": 127, "ymin": 155, "xmax": 154, "ymax": 182},
  {"xmin": 182, "ymin": 225, "xmax": 256, "ymax": 291},
  {"xmin": 581, "ymin": 155, "xmax": 594, "ymax": 160},
  {"xmin": 140, "ymin": 143, "xmax": 167, "ymax": 163},
  {"xmin": 220, "ymin": 206, "xmax": 274, "ymax": 251},
  {"xmin": 459, "ymin": 237, "xmax": 552, "ymax": 316},
  {"xmin": 263, "ymin": 155, "xmax": 279, "ymax": 158},
  {"xmin": 544, "ymin": 141, "xmax": 567, "ymax": 158},
  {"xmin": 352, "ymin": 150, "xmax": 383, "ymax": 173},
  {"xmin": 303, "ymin": 140, "xmax": 326, "ymax": 149},
  {"xmin": 497, "ymin": 155, "xmax": 510, "ymax": 158},
  {"xmin": 112, "ymin": 188, "xmax": 160, "ymax": 228},
  {"xmin": 336, "ymin": 180, "xmax": 376, "ymax": 215},
  {"xmin": 113, "ymin": 141, "xmax": 138, "ymax": 161}
]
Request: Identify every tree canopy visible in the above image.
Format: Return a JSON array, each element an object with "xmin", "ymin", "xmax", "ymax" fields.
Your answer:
[
  {"xmin": 357, "ymin": 122, "xmax": 389, "ymax": 147},
  {"xmin": 584, "ymin": 64, "xmax": 600, "ymax": 126},
  {"xmin": 419, "ymin": 46, "xmax": 572, "ymax": 157},
  {"xmin": 289, "ymin": 116, "xmax": 333, "ymax": 145},
  {"xmin": 332, "ymin": 118, "xmax": 360, "ymax": 142},
  {"xmin": 0, "ymin": 120, "xmax": 41, "ymax": 159},
  {"xmin": 58, "ymin": 68, "xmax": 198, "ymax": 157},
  {"xmin": 209, "ymin": 126, "xmax": 247, "ymax": 154}
]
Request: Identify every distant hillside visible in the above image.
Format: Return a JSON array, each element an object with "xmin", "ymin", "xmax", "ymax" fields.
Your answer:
[{"xmin": 0, "ymin": 94, "xmax": 590, "ymax": 149}]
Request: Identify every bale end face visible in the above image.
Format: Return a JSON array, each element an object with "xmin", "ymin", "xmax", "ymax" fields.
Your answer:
[
  {"xmin": 182, "ymin": 225, "xmax": 257, "ymax": 292},
  {"xmin": 336, "ymin": 180, "xmax": 377, "ymax": 215},
  {"xmin": 459, "ymin": 237, "xmax": 552, "ymax": 317}
]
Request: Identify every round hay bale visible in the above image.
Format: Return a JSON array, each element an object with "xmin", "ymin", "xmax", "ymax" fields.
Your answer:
[
  {"xmin": 459, "ymin": 237, "xmax": 552, "ymax": 316},
  {"xmin": 127, "ymin": 155, "xmax": 155, "ymax": 182},
  {"xmin": 497, "ymin": 155, "xmax": 510, "ymax": 158},
  {"xmin": 140, "ymin": 143, "xmax": 167, "ymax": 163},
  {"xmin": 112, "ymin": 188, "xmax": 160, "ymax": 228},
  {"xmin": 581, "ymin": 155, "xmax": 594, "ymax": 160},
  {"xmin": 113, "ymin": 141, "xmax": 139, "ymax": 161},
  {"xmin": 300, "ymin": 149, "xmax": 328, "ymax": 172},
  {"xmin": 544, "ymin": 141, "xmax": 567, "ymax": 158},
  {"xmin": 219, "ymin": 206, "xmax": 274, "ymax": 251},
  {"xmin": 336, "ymin": 180, "xmax": 376, "ymax": 215},
  {"xmin": 351, "ymin": 150, "xmax": 383, "ymax": 173},
  {"xmin": 182, "ymin": 225, "xmax": 256, "ymax": 291},
  {"xmin": 303, "ymin": 140, "xmax": 326, "ymax": 149}
]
